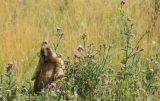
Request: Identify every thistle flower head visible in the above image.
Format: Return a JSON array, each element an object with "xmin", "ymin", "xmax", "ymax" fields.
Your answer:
[
  {"xmin": 121, "ymin": 0, "xmax": 126, "ymax": 5},
  {"xmin": 48, "ymin": 82, "xmax": 57, "ymax": 89},
  {"xmin": 76, "ymin": 45, "xmax": 84, "ymax": 51},
  {"xmin": 42, "ymin": 39, "xmax": 48, "ymax": 46},
  {"xmin": 64, "ymin": 59, "xmax": 69, "ymax": 65},
  {"xmin": 87, "ymin": 43, "xmax": 93, "ymax": 49},
  {"xmin": 74, "ymin": 54, "xmax": 80, "ymax": 58}
]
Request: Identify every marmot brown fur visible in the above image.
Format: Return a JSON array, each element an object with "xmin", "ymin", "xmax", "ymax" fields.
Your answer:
[{"xmin": 31, "ymin": 47, "xmax": 65, "ymax": 93}]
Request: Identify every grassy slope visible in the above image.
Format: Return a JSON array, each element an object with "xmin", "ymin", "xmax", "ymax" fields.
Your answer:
[{"xmin": 0, "ymin": 0, "xmax": 159, "ymax": 83}]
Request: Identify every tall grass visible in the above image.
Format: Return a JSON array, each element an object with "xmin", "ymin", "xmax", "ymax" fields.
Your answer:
[{"xmin": 0, "ymin": 0, "xmax": 159, "ymax": 100}]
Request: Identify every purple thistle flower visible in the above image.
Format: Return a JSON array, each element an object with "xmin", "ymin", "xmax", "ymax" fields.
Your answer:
[
  {"xmin": 42, "ymin": 39, "xmax": 48, "ymax": 45},
  {"xmin": 74, "ymin": 54, "xmax": 80, "ymax": 58},
  {"xmin": 64, "ymin": 59, "xmax": 69, "ymax": 65},
  {"xmin": 87, "ymin": 43, "xmax": 93, "ymax": 49},
  {"xmin": 121, "ymin": 0, "xmax": 126, "ymax": 5},
  {"xmin": 76, "ymin": 45, "xmax": 84, "ymax": 51},
  {"xmin": 48, "ymin": 82, "xmax": 57, "ymax": 89}
]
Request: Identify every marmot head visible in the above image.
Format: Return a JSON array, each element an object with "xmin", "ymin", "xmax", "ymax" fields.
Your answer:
[{"xmin": 40, "ymin": 48, "xmax": 58, "ymax": 63}]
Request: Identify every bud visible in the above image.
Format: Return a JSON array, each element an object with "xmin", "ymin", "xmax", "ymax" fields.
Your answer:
[{"xmin": 56, "ymin": 26, "xmax": 62, "ymax": 32}]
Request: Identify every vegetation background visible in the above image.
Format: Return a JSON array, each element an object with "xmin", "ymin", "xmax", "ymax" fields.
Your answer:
[{"xmin": 0, "ymin": 0, "xmax": 159, "ymax": 92}]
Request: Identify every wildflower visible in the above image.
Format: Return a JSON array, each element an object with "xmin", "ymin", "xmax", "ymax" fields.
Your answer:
[
  {"xmin": 87, "ymin": 43, "xmax": 93, "ymax": 49},
  {"xmin": 76, "ymin": 45, "xmax": 84, "ymax": 51},
  {"xmin": 74, "ymin": 54, "xmax": 80, "ymax": 58},
  {"xmin": 42, "ymin": 39, "xmax": 48, "ymax": 46},
  {"xmin": 121, "ymin": 0, "xmax": 126, "ymax": 5},
  {"xmin": 64, "ymin": 59, "xmax": 69, "ymax": 65},
  {"xmin": 48, "ymin": 82, "xmax": 57, "ymax": 89}
]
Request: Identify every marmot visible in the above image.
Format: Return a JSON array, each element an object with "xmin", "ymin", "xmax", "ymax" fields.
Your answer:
[{"xmin": 31, "ymin": 47, "xmax": 65, "ymax": 93}]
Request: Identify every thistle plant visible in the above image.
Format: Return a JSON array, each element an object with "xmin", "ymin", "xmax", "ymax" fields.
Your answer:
[
  {"xmin": 112, "ymin": 4, "xmax": 160, "ymax": 100},
  {"xmin": 53, "ymin": 26, "xmax": 64, "ymax": 52},
  {"xmin": 63, "ymin": 34, "xmax": 112, "ymax": 100},
  {"xmin": 3, "ymin": 62, "xmax": 17, "ymax": 100}
]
